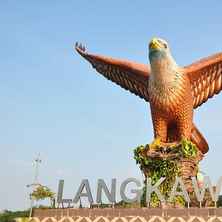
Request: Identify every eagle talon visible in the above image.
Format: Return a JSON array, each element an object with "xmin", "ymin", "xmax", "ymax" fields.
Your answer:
[
  {"xmin": 149, "ymin": 139, "xmax": 180, "ymax": 151},
  {"xmin": 160, "ymin": 141, "xmax": 180, "ymax": 147},
  {"xmin": 149, "ymin": 138, "xmax": 161, "ymax": 150}
]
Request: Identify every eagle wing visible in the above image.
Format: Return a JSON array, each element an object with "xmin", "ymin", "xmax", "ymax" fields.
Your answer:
[
  {"xmin": 184, "ymin": 53, "xmax": 222, "ymax": 109},
  {"xmin": 75, "ymin": 43, "xmax": 150, "ymax": 102}
]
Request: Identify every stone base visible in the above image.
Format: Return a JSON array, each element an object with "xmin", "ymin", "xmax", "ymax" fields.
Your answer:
[{"xmin": 31, "ymin": 208, "xmax": 222, "ymax": 222}]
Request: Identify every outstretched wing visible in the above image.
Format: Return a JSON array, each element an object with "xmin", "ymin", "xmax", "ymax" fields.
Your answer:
[
  {"xmin": 75, "ymin": 43, "xmax": 150, "ymax": 102},
  {"xmin": 184, "ymin": 53, "xmax": 222, "ymax": 109}
]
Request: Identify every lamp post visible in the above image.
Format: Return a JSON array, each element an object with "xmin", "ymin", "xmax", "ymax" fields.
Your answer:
[{"xmin": 27, "ymin": 153, "xmax": 42, "ymax": 218}]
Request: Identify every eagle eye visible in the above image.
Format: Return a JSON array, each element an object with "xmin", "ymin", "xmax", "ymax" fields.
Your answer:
[{"xmin": 163, "ymin": 43, "xmax": 167, "ymax": 49}]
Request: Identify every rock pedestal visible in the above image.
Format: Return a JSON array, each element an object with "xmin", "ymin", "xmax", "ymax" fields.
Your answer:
[{"xmin": 134, "ymin": 140, "xmax": 204, "ymax": 207}]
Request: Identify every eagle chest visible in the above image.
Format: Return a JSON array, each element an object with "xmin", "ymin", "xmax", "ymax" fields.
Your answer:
[{"xmin": 148, "ymin": 73, "xmax": 187, "ymax": 113}]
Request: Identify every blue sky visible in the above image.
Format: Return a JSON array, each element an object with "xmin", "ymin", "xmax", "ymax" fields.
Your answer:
[{"xmin": 1, "ymin": 0, "xmax": 222, "ymax": 210}]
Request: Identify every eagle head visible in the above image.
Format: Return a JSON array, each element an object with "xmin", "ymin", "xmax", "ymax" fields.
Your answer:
[
  {"xmin": 149, "ymin": 38, "xmax": 169, "ymax": 59},
  {"xmin": 148, "ymin": 38, "xmax": 177, "ymax": 73}
]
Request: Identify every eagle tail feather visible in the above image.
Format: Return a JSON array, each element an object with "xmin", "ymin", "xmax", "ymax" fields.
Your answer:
[{"xmin": 191, "ymin": 124, "xmax": 209, "ymax": 154}]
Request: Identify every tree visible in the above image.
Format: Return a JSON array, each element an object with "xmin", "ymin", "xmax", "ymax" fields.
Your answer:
[
  {"xmin": 31, "ymin": 185, "xmax": 55, "ymax": 207},
  {"xmin": 0, "ymin": 210, "xmax": 29, "ymax": 222}
]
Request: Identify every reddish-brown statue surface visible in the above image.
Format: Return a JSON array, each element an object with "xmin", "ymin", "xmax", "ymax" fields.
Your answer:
[{"xmin": 75, "ymin": 38, "xmax": 222, "ymax": 154}]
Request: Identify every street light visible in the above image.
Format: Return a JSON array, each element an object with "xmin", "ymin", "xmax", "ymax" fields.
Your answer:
[{"xmin": 26, "ymin": 153, "xmax": 42, "ymax": 218}]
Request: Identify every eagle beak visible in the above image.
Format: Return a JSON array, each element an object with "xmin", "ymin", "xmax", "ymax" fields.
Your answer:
[{"xmin": 149, "ymin": 38, "xmax": 161, "ymax": 50}]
